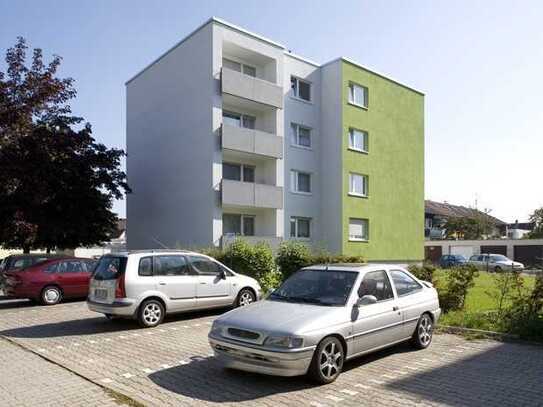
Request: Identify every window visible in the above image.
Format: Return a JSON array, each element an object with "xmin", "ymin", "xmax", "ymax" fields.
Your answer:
[
  {"xmin": 358, "ymin": 271, "xmax": 393, "ymax": 301},
  {"xmin": 349, "ymin": 218, "xmax": 369, "ymax": 241},
  {"xmin": 290, "ymin": 76, "xmax": 311, "ymax": 101},
  {"xmin": 348, "ymin": 128, "xmax": 368, "ymax": 152},
  {"xmin": 189, "ymin": 256, "xmax": 221, "ymax": 276},
  {"xmin": 222, "ymin": 58, "xmax": 256, "ymax": 77},
  {"xmin": 223, "ymin": 214, "xmax": 255, "ymax": 236},
  {"xmin": 348, "ymin": 83, "xmax": 368, "ymax": 108},
  {"xmin": 138, "ymin": 257, "xmax": 153, "ymax": 276},
  {"xmin": 223, "ymin": 163, "xmax": 255, "ymax": 182},
  {"xmin": 290, "ymin": 217, "xmax": 311, "ymax": 238},
  {"xmin": 291, "ymin": 123, "xmax": 312, "ymax": 148},
  {"xmin": 92, "ymin": 257, "xmax": 127, "ymax": 281},
  {"xmin": 390, "ymin": 270, "xmax": 422, "ymax": 296},
  {"xmin": 349, "ymin": 173, "xmax": 368, "ymax": 197},
  {"xmin": 154, "ymin": 255, "xmax": 190, "ymax": 276},
  {"xmin": 222, "ymin": 111, "xmax": 255, "ymax": 130},
  {"xmin": 290, "ymin": 170, "xmax": 311, "ymax": 193}
]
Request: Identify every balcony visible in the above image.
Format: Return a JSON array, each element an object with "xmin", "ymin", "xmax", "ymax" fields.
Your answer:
[
  {"xmin": 221, "ymin": 68, "xmax": 283, "ymax": 109},
  {"xmin": 222, "ymin": 180, "xmax": 283, "ymax": 209},
  {"xmin": 222, "ymin": 124, "xmax": 283, "ymax": 159},
  {"xmin": 221, "ymin": 235, "xmax": 283, "ymax": 250}
]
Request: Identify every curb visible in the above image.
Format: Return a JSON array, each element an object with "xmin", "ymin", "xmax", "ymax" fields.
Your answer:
[{"xmin": 437, "ymin": 324, "xmax": 543, "ymax": 347}]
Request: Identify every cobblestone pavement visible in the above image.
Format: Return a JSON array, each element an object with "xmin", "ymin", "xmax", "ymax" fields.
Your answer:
[
  {"xmin": 0, "ymin": 299, "xmax": 542, "ymax": 407},
  {"xmin": 0, "ymin": 335, "xmax": 122, "ymax": 406}
]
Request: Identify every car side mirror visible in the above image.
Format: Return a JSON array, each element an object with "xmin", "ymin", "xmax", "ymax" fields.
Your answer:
[
  {"xmin": 357, "ymin": 295, "xmax": 377, "ymax": 306},
  {"xmin": 219, "ymin": 270, "xmax": 226, "ymax": 280}
]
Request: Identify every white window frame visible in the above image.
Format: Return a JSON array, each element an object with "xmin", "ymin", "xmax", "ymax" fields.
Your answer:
[
  {"xmin": 290, "ymin": 217, "xmax": 311, "ymax": 239},
  {"xmin": 290, "ymin": 76, "xmax": 312, "ymax": 102},
  {"xmin": 348, "ymin": 128, "xmax": 368, "ymax": 153},
  {"xmin": 349, "ymin": 218, "xmax": 369, "ymax": 242},
  {"xmin": 348, "ymin": 83, "xmax": 368, "ymax": 108},
  {"xmin": 290, "ymin": 123, "xmax": 312, "ymax": 149},
  {"xmin": 223, "ymin": 214, "xmax": 256, "ymax": 236},
  {"xmin": 222, "ymin": 110, "xmax": 256, "ymax": 130},
  {"xmin": 290, "ymin": 170, "xmax": 312, "ymax": 194},
  {"xmin": 223, "ymin": 162, "xmax": 255, "ymax": 183},
  {"xmin": 222, "ymin": 57, "xmax": 257, "ymax": 78},
  {"xmin": 348, "ymin": 173, "xmax": 368, "ymax": 197}
]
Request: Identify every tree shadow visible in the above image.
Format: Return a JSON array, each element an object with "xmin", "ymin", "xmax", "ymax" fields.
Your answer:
[{"xmin": 384, "ymin": 341, "xmax": 543, "ymax": 406}]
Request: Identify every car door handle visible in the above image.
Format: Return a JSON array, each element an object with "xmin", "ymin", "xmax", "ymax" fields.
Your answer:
[
  {"xmin": 159, "ymin": 282, "xmax": 167, "ymax": 286},
  {"xmin": 393, "ymin": 306, "xmax": 399, "ymax": 311},
  {"xmin": 199, "ymin": 282, "xmax": 207, "ymax": 285}
]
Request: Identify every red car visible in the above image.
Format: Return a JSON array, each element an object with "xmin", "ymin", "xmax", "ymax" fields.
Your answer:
[{"xmin": 4, "ymin": 257, "xmax": 97, "ymax": 305}]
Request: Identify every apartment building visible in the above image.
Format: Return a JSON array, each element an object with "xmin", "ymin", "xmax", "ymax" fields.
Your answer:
[{"xmin": 126, "ymin": 17, "xmax": 424, "ymax": 262}]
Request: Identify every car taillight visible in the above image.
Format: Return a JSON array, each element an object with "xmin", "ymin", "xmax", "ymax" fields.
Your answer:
[{"xmin": 115, "ymin": 274, "xmax": 126, "ymax": 298}]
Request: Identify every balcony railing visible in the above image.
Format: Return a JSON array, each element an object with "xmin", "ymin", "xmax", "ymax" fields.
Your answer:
[
  {"xmin": 221, "ymin": 68, "xmax": 283, "ymax": 109},
  {"xmin": 222, "ymin": 124, "xmax": 283, "ymax": 159},
  {"xmin": 222, "ymin": 179, "xmax": 283, "ymax": 209}
]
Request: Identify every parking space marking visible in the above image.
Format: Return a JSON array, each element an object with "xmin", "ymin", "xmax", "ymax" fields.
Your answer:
[{"xmin": 325, "ymin": 395, "xmax": 344, "ymax": 402}]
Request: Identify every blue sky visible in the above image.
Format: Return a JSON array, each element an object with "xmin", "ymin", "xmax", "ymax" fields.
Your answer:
[{"xmin": 1, "ymin": 1, "xmax": 542, "ymax": 222}]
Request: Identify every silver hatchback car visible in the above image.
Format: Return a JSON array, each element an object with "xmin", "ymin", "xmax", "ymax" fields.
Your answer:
[
  {"xmin": 209, "ymin": 264, "xmax": 440, "ymax": 384},
  {"xmin": 87, "ymin": 251, "xmax": 261, "ymax": 327}
]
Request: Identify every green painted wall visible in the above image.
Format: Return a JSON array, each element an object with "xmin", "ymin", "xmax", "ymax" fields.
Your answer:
[{"xmin": 341, "ymin": 60, "xmax": 425, "ymax": 261}]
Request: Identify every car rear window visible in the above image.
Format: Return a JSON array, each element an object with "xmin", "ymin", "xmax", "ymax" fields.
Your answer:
[{"xmin": 93, "ymin": 257, "xmax": 127, "ymax": 280}]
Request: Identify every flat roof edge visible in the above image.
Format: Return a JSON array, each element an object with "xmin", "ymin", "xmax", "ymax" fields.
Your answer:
[
  {"xmin": 125, "ymin": 17, "xmax": 285, "ymax": 86},
  {"xmin": 323, "ymin": 57, "xmax": 425, "ymax": 96},
  {"xmin": 284, "ymin": 51, "xmax": 320, "ymax": 67}
]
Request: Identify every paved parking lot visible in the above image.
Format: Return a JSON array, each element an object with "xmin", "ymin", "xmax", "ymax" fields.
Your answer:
[{"xmin": 0, "ymin": 299, "xmax": 542, "ymax": 407}]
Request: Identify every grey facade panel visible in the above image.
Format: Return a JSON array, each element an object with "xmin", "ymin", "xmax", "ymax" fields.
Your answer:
[
  {"xmin": 222, "ymin": 180, "xmax": 283, "ymax": 209},
  {"xmin": 222, "ymin": 124, "xmax": 283, "ymax": 159},
  {"xmin": 222, "ymin": 68, "xmax": 283, "ymax": 109}
]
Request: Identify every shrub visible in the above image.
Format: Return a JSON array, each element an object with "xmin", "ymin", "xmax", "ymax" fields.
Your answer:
[
  {"xmin": 408, "ymin": 263, "xmax": 436, "ymax": 283},
  {"xmin": 439, "ymin": 265, "xmax": 479, "ymax": 312},
  {"xmin": 275, "ymin": 241, "xmax": 311, "ymax": 280}
]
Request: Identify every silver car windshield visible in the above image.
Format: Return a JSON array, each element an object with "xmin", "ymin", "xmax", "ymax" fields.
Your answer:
[{"xmin": 269, "ymin": 269, "xmax": 358, "ymax": 306}]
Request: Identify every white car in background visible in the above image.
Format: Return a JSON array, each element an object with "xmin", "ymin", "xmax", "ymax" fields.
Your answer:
[
  {"xmin": 468, "ymin": 254, "xmax": 524, "ymax": 273},
  {"xmin": 87, "ymin": 250, "xmax": 261, "ymax": 327}
]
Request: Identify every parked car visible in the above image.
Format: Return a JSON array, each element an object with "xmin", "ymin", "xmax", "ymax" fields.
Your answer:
[
  {"xmin": 87, "ymin": 250, "xmax": 261, "ymax": 328},
  {"xmin": 3, "ymin": 257, "xmax": 97, "ymax": 305},
  {"xmin": 208, "ymin": 264, "xmax": 441, "ymax": 384},
  {"xmin": 467, "ymin": 254, "xmax": 524, "ymax": 272},
  {"xmin": 438, "ymin": 254, "xmax": 467, "ymax": 268}
]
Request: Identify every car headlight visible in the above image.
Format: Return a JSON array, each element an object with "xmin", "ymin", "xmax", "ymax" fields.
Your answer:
[
  {"xmin": 210, "ymin": 322, "xmax": 224, "ymax": 337},
  {"xmin": 264, "ymin": 335, "xmax": 304, "ymax": 349}
]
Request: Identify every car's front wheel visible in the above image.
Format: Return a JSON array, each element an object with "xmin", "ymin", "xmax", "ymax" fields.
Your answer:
[
  {"xmin": 308, "ymin": 336, "xmax": 344, "ymax": 384},
  {"xmin": 138, "ymin": 299, "xmax": 165, "ymax": 328},
  {"xmin": 40, "ymin": 286, "xmax": 62, "ymax": 305},
  {"xmin": 411, "ymin": 313, "xmax": 433, "ymax": 349},
  {"xmin": 236, "ymin": 288, "xmax": 255, "ymax": 307},
  {"xmin": 494, "ymin": 266, "xmax": 502, "ymax": 273}
]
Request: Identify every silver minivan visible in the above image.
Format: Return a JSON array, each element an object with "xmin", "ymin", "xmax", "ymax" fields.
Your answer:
[{"xmin": 87, "ymin": 251, "xmax": 261, "ymax": 327}]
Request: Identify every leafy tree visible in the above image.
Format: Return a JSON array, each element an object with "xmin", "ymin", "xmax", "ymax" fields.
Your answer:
[
  {"xmin": 527, "ymin": 207, "xmax": 543, "ymax": 239},
  {"xmin": 0, "ymin": 37, "xmax": 129, "ymax": 252},
  {"xmin": 443, "ymin": 212, "xmax": 495, "ymax": 240}
]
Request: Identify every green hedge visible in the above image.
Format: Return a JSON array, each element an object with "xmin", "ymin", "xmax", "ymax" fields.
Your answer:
[{"xmin": 202, "ymin": 239, "xmax": 365, "ymax": 293}]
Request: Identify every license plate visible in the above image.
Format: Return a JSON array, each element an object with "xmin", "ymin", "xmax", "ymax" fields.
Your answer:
[{"xmin": 95, "ymin": 289, "xmax": 108, "ymax": 301}]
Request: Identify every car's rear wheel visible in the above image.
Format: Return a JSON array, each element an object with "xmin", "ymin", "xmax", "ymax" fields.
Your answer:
[
  {"xmin": 138, "ymin": 299, "xmax": 165, "ymax": 328},
  {"xmin": 411, "ymin": 313, "xmax": 433, "ymax": 349},
  {"xmin": 308, "ymin": 336, "xmax": 344, "ymax": 384},
  {"xmin": 40, "ymin": 286, "xmax": 62, "ymax": 306},
  {"xmin": 494, "ymin": 266, "xmax": 502, "ymax": 273},
  {"xmin": 236, "ymin": 288, "xmax": 255, "ymax": 307}
]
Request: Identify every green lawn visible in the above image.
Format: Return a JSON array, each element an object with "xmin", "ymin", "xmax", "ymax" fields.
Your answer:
[{"xmin": 435, "ymin": 270, "xmax": 537, "ymax": 332}]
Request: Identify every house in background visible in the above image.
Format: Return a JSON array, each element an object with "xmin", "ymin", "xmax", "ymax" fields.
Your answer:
[
  {"xmin": 126, "ymin": 17, "xmax": 425, "ymax": 263},
  {"xmin": 502, "ymin": 220, "xmax": 535, "ymax": 240},
  {"xmin": 424, "ymin": 200, "xmax": 505, "ymax": 240}
]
